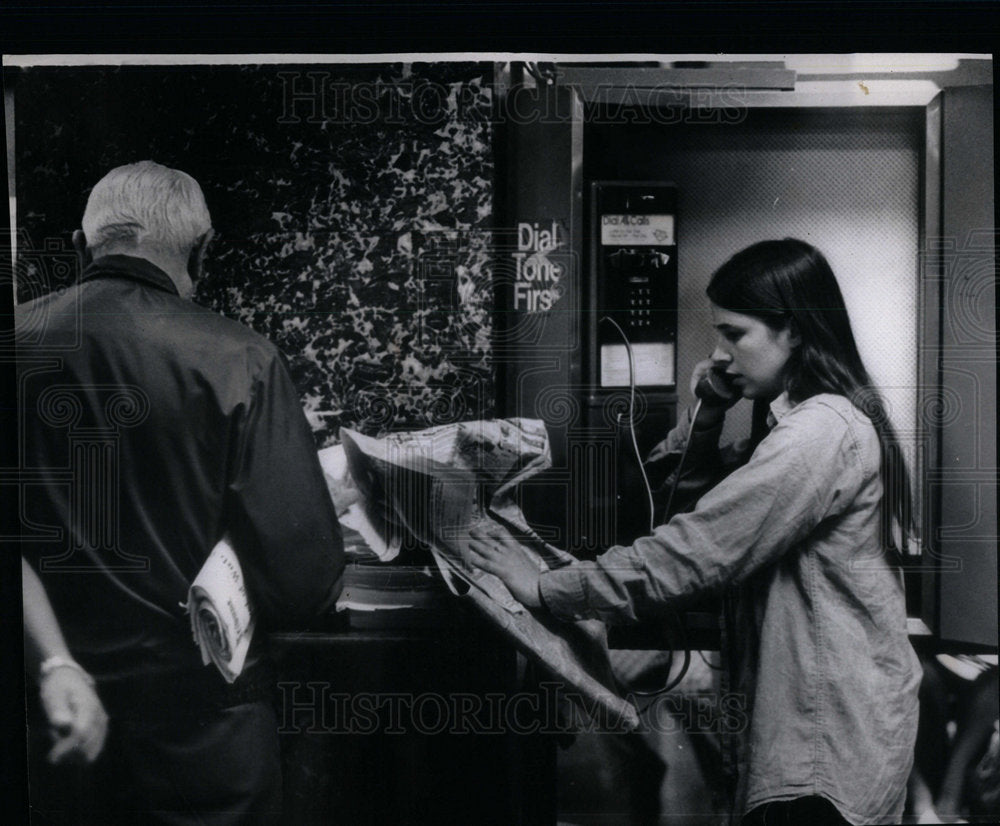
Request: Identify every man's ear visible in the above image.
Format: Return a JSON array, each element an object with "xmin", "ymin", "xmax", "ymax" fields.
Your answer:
[
  {"xmin": 71, "ymin": 230, "xmax": 92, "ymax": 268},
  {"xmin": 187, "ymin": 228, "xmax": 215, "ymax": 282}
]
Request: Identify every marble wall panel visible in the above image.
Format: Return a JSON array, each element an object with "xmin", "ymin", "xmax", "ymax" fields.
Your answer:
[{"xmin": 14, "ymin": 63, "xmax": 495, "ymax": 445}]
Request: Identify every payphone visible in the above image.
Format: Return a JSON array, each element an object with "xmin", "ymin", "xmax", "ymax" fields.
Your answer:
[
  {"xmin": 588, "ymin": 182, "xmax": 679, "ymax": 400},
  {"xmin": 585, "ymin": 182, "xmax": 680, "ymax": 545}
]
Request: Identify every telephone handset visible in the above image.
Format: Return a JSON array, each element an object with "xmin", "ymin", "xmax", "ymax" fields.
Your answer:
[
  {"xmin": 658, "ymin": 367, "xmax": 739, "ymax": 520},
  {"xmin": 694, "ymin": 366, "xmax": 740, "ymax": 406}
]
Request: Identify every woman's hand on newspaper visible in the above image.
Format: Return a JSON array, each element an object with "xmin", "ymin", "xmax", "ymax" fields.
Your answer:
[{"xmin": 467, "ymin": 524, "xmax": 542, "ymax": 608}]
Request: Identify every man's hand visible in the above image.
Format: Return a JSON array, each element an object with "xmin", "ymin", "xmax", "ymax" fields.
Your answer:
[
  {"xmin": 39, "ymin": 665, "xmax": 108, "ymax": 764},
  {"xmin": 467, "ymin": 524, "xmax": 543, "ymax": 608}
]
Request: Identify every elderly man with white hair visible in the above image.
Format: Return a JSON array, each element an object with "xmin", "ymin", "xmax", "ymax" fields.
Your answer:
[{"xmin": 17, "ymin": 161, "xmax": 345, "ymax": 824}]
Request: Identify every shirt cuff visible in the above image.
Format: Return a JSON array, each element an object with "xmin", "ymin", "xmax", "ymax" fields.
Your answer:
[{"xmin": 538, "ymin": 566, "xmax": 589, "ymax": 621}]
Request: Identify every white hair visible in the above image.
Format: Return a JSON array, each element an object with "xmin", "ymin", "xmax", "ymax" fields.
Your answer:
[{"xmin": 81, "ymin": 161, "xmax": 211, "ymax": 257}]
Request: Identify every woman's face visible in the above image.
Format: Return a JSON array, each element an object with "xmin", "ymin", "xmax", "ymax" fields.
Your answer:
[{"xmin": 709, "ymin": 303, "xmax": 799, "ymax": 401}]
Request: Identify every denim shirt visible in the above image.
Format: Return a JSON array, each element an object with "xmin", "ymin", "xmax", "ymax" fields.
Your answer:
[{"xmin": 539, "ymin": 393, "xmax": 921, "ymax": 825}]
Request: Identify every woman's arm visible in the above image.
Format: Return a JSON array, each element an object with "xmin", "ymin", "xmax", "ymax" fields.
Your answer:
[
  {"xmin": 467, "ymin": 376, "xmax": 740, "ymax": 608},
  {"xmin": 645, "ymin": 359, "xmax": 748, "ymax": 518},
  {"xmin": 473, "ymin": 398, "xmax": 873, "ymax": 625},
  {"xmin": 23, "ymin": 557, "xmax": 108, "ymax": 764},
  {"xmin": 537, "ymin": 399, "xmax": 871, "ymax": 624},
  {"xmin": 646, "ymin": 357, "xmax": 734, "ymax": 463}
]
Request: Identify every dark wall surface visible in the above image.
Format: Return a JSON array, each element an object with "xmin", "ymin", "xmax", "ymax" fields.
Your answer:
[{"xmin": 14, "ymin": 62, "xmax": 496, "ymax": 445}]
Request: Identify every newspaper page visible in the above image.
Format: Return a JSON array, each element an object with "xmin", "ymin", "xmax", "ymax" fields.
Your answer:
[
  {"xmin": 340, "ymin": 419, "xmax": 639, "ymax": 730},
  {"xmin": 318, "ymin": 443, "xmax": 402, "ymax": 561}
]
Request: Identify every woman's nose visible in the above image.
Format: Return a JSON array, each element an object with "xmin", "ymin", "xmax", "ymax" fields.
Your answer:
[{"xmin": 710, "ymin": 345, "xmax": 732, "ymax": 365}]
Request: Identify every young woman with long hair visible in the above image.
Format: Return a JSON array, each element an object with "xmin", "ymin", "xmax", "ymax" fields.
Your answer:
[{"xmin": 469, "ymin": 239, "xmax": 922, "ymax": 826}]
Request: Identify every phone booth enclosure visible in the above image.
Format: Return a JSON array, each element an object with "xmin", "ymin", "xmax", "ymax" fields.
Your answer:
[{"xmin": 501, "ymin": 71, "xmax": 996, "ymax": 647}]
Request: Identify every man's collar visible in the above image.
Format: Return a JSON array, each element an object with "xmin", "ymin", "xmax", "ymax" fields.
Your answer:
[
  {"xmin": 766, "ymin": 391, "xmax": 795, "ymax": 429},
  {"xmin": 81, "ymin": 254, "xmax": 180, "ymax": 296}
]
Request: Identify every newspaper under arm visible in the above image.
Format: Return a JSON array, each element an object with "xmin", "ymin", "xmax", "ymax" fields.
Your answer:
[{"xmin": 184, "ymin": 535, "xmax": 255, "ymax": 684}]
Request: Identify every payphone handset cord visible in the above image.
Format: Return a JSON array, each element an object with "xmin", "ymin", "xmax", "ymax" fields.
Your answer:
[
  {"xmin": 599, "ymin": 316, "xmax": 706, "ymax": 533},
  {"xmin": 661, "ymin": 396, "xmax": 704, "ymax": 522},
  {"xmin": 600, "ymin": 316, "xmax": 656, "ymax": 533},
  {"xmin": 600, "ymin": 316, "xmax": 700, "ymax": 699}
]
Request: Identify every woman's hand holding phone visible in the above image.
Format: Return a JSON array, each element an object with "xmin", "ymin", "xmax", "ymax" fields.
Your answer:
[
  {"xmin": 647, "ymin": 359, "xmax": 742, "ymax": 462},
  {"xmin": 691, "ymin": 359, "xmax": 740, "ymax": 429}
]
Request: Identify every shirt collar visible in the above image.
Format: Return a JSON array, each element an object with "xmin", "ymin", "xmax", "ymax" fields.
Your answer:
[
  {"xmin": 81, "ymin": 254, "xmax": 180, "ymax": 296},
  {"xmin": 766, "ymin": 391, "xmax": 795, "ymax": 429}
]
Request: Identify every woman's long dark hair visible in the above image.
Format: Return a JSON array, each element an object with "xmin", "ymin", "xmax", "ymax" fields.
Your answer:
[{"xmin": 706, "ymin": 238, "xmax": 914, "ymax": 556}]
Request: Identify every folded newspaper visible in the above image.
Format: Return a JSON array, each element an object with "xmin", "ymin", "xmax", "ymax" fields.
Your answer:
[
  {"xmin": 339, "ymin": 418, "xmax": 640, "ymax": 730},
  {"xmin": 185, "ymin": 535, "xmax": 255, "ymax": 684},
  {"xmin": 318, "ymin": 442, "xmax": 401, "ymax": 560},
  {"xmin": 185, "ymin": 419, "xmax": 640, "ymax": 726}
]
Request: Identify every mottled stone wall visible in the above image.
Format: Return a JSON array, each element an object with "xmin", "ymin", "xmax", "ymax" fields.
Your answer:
[{"xmin": 14, "ymin": 63, "xmax": 495, "ymax": 445}]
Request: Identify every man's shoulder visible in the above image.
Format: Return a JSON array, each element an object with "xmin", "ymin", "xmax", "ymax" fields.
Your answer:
[
  {"xmin": 165, "ymin": 302, "xmax": 286, "ymax": 380},
  {"xmin": 17, "ymin": 281, "xmax": 285, "ymax": 381},
  {"xmin": 180, "ymin": 302, "xmax": 277, "ymax": 350}
]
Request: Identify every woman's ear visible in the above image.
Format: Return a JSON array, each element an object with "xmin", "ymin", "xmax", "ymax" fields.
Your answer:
[{"xmin": 785, "ymin": 319, "xmax": 801, "ymax": 348}]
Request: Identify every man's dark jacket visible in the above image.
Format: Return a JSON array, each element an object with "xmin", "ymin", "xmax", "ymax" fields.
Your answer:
[{"xmin": 16, "ymin": 255, "xmax": 344, "ymax": 707}]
